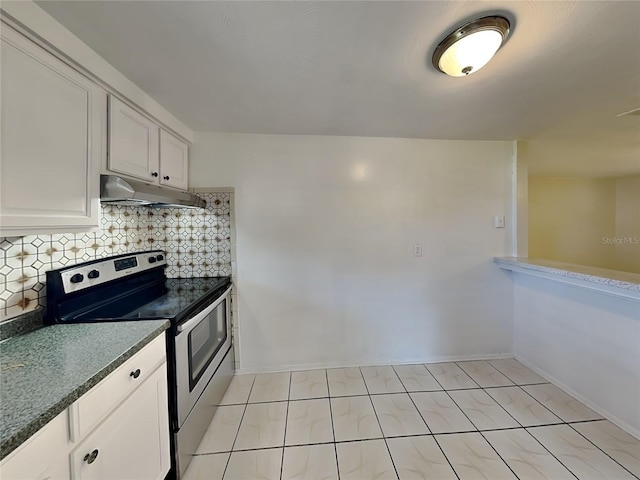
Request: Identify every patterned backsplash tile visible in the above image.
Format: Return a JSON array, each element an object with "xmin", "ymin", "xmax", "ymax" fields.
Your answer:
[{"xmin": 0, "ymin": 190, "xmax": 234, "ymax": 321}]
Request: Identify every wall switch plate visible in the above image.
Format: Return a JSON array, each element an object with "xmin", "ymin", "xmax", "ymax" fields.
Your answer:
[
  {"xmin": 414, "ymin": 243, "xmax": 422, "ymax": 256},
  {"xmin": 493, "ymin": 215, "xmax": 505, "ymax": 228}
]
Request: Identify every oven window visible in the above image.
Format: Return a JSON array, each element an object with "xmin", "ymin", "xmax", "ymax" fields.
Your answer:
[{"xmin": 188, "ymin": 299, "xmax": 227, "ymax": 390}]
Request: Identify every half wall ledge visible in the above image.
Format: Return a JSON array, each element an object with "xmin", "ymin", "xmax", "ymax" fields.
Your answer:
[{"xmin": 494, "ymin": 257, "xmax": 640, "ymax": 302}]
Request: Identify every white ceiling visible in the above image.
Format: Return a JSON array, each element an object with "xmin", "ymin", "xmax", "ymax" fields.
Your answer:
[{"xmin": 34, "ymin": 1, "xmax": 640, "ymax": 175}]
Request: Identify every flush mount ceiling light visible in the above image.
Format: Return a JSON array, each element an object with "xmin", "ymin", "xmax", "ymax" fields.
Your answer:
[{"xmin": 432, "ymin": 16, "xmax": 510, "ymax": 77}]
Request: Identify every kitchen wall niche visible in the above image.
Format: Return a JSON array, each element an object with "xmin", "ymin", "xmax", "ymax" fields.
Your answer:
[{"xmin": 0, "ymin": 189, "xmax": 234, "ymax": 321}]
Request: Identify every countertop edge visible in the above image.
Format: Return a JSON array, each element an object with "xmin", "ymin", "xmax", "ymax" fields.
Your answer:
[
  {"xmin": 494, "ymin": 257, "xmax": 640, "ymax": 301},
  {"xmin": 0, "ymin": 320, "xmax": 170, "ymax": 461}
]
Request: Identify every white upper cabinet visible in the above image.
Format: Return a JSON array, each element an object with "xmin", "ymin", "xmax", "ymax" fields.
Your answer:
[
  {"xmin": 159, "ymin": 129, "xmax": 189, "ymax": 190},
  {"xmin": 0, "ymin": 25, "xmax": 104, "ymax": 236},
  {"xmin": 108, "ymin": 96, "xmax": 160, "ymax": 183},
  {"xmin": 108, "ymin": 96, "xmax": 190, "ymax": 191}
]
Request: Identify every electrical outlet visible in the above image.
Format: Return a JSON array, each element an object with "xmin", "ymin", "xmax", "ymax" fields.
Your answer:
[{"xmin": 414, "ymin": 243, "xmax": 422, "ymax": 256}]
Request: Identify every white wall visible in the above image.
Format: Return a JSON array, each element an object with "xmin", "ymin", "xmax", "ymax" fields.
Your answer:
[
  {"xmin": 528, "ymin": 175, "xmax": 640, "ymax": 273},
  {"xmin": 614, "ymin": 175, "xmax": 640, "ymax": 272},
  {"xmin": 191, "ymin": 133, "xmax": 514, "ymax": 372},
  {"xmin": 513, "ymin": 273, "xmax": 640, "ymax": 437},
  {"xmin": 528, "ymin": 176, "xmax": 617, "ymax": 268}
]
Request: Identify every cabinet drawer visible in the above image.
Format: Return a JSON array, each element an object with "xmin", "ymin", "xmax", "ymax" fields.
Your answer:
[
  {"xmin": 0, "ymin": 411, "xmax": 70, "ymax": 480},
  {"xmin": 71, "ymin": 335, "xmax": 166, "ymax": 440},
  {"xmin": 70, "ymin": 364, "xmax": 170, "ymax": 480}
]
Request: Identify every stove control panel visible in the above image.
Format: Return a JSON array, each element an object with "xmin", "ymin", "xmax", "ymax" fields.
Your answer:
[
  {"xmin": 115, "ymin": 256, "xmax": 138, "ymax": 271},
  {"xmin": 59, "ymin": 250, "xmax": 167, "ymax": 294}
]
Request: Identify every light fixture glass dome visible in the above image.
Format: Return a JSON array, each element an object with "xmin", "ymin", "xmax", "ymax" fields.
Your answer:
[{"xmin": 433, "ymin": 16, "xmax": 510, "ymax": 77}]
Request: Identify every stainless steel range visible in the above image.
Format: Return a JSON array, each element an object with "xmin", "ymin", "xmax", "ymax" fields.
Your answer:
[{"xmin": 45, "ymin": 250, "xmax": 233, "ymax": 478}]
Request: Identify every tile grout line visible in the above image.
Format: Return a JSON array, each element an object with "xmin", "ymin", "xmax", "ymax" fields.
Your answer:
[
  {"xmin": 220, "ymin": 374, "xmax": 257, "ymax": 480},
  {"xmin": 194, "ymin": 419, "xmax": 636, "ymax": 457},
  {"xmin": 482, "ymin": 360, "xmax": 522, "ymax": 387},
  {"xmin": 391, "ymin": 366, "xmax": 470, "ymax": 480},
  {"xmin": 476, "ymin": 430, "xmax": 522, "ymax": 480},
  {"xmin": 325, "ymin": 369, "xmax": 341, "ymax": 480},
  {"xmin": 434, "ymin": 363, "xmax": 578, "ymax": 434},
  {"xmin": 455, "ymin": 361, "xmax": 510, "ymax": 390},
  {"xmin": 279, "ymin": 372, "xmax": 292, "ymax": 480},
  {"xmin": 519, "ymin": 426, "xmax": 580, "ymax": 480},
  {"xmin": 452, "ymin": 367, "xmax": 618, "ymax": 480},
  {"xmin": 468, "ymin": 383, "xmax": 529, "ymax": 430},
  {"xmin": 424, "ymin": 362, "xmax": 477, "ymax": 391},
  {"xmin": 398, "ymin": 367, "xmax": 462, "ymax": 480},
  {"xmin": 393, "ymin": 363, "xmax": 445, "ymax": 392},
  {"xmin": 566, "ymin": 422, "xmax": 640, "ymax": 479},
  {"xmin": 517, "ymin": 384, "xmax": 574, "ymax": 421},
  {"xmin": 487, "ymin": 360, "xmax": 552, "ymax": 388},
  {"xmin": 389, "ymin": 365, "xmax": 409, "ymax": 395},
  {"xmin": 450, "ymin": 362, "xmax": 482, "ymax": 389},
  {"xmin": 483, "ymin": 381, "xmax": 550, "ymax": 389},
  {"xmin": 196, "ymin": 422, "xmax": 627, "ymax": 456},
  {"xmin": 410, "ymin": 357, "xmax": 466, "ymax": 479},
  {"xmin": 442, "ymin": 386, "xmax": 522, "ymax": 480},
  {"xmin": 103, "ymin": 380, "xmax": 556, "ymax": 409},
  {"xmin": 359, "ymin": 367, "xmax": 401, "ymax": 480},
  {"xmin": 447, "ymin": 370, "xmax": 560, "ymax": 477},
  {"xmin": 201, "ymin": 364, "xmax": 627, "ymax": 480}
]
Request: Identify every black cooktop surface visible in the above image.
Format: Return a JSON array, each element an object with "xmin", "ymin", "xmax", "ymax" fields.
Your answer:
[
  {"xmin": 126, "ymin": 277, "xmax": 231, "ymax": 320},
  {"xmin": 68, "ymin": 276, "xmax": 231, "ymax": 324}
]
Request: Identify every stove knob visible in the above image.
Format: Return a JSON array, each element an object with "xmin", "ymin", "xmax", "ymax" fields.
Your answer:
[
  {"xmin": 156, "ymin": 254, "xmax": 164, "ymax": 261},
  {"xmin": 70, "ymin": 273, "xmax": 84, "ymax": 283},
  {"xmin": 148, "ymin": 256, "xmax": 157, "ymax": 264},
  {"xmin": 88, "ymin": 270, "xmax": 100, "ymax": 279}
]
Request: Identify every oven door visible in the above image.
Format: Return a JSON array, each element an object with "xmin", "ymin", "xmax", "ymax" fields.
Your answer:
[{"xmin": 174, "ymin": 285, "xmax": 232, "ymax": 427}]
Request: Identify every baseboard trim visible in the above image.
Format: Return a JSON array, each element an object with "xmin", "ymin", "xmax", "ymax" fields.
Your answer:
[
  {"xmin": 514, "ymin": 355, "xmax": 640, "ymax": 440},
  {"xmin": 234, "ymin": 352, "xmax": 513, "ymax": 375}
]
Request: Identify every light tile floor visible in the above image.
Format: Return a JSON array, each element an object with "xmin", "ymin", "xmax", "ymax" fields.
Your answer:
[{"xmin": 184, "ymin": 359, "xmax": 640, "ymax": 480}]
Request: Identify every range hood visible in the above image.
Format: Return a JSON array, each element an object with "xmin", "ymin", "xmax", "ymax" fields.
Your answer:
[{"xmin": 100, "ymin": 175, "xmax": 206, "ymax": 209}]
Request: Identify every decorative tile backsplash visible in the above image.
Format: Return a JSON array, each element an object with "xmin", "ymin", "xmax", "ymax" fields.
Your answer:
[{"xmin": 0, "ymin": 190, "xmax": 234, "ymax": 321}]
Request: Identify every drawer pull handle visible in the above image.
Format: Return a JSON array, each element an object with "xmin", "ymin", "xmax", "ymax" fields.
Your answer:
[
  {"xmin": 151, "ymin": 172, "xmax": 159, "ymax": 177},
  {"xmin": 163, "ymin": 175, "xmax": 170, "ymax": 181},
  {"xmin": 130, "ymin": 368, "xmax": 141, "ymax": 379},
  {"xmin": 83, "ymin": 449, "xmax": 99, "ymax": 464}
]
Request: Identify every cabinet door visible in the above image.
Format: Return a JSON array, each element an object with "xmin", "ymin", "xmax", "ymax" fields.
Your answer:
[
  {"xmin": 0, "ymin": 25, "xmax": 104, "ymax": 236},
  {"xmin": 159, "ymin": 129, "xmax": 189, "ymax": 190},
  {"xmin": 0, "ymin": 411, "xmax": 70, "ymax": 480},
  {"xmin": 70, "ymin": 364, "xmax": 170, "ymax": 480},
  {"xmin": 108, "ymin": 96, "xmax": 160, "ymax": 183}
]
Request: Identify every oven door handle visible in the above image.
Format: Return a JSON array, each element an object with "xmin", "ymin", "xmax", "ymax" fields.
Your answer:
[{"xmin": 176, "ymin": 285, "xmax": 233, "ymax": 333}]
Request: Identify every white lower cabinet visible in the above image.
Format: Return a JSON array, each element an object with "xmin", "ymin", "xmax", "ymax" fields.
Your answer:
[
  {"xmin": 0, "ymin": 336, "xmax": 170, "ymax": 480},
  {"xmin": 70, "ymin": 365, "xmax": 170, "ymax": 480},
  {"xmin": 0, "ymin": 411, "xmax": 71, "ymax": 480}
]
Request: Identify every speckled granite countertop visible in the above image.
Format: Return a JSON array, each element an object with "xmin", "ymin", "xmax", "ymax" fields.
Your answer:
[
  {"xmin": 0, "ymin": 320, "xmax": 170, "ymax": 460},
  {"xmin": 494, "ymin": 257, "xmax": 640, "ymax": 293}
]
